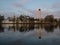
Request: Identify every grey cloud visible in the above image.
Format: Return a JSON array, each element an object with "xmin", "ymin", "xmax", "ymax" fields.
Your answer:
[
  {"xmin": 53, "ymin": 11, "xmax": 60, "ymax": 18},
  {"xmin": 13, "ymin": 0, "xmax": 31, "ymax": 7},
  {"xmin": 52, "ymin": 1, "xmax": 60, "ymax": 11}
]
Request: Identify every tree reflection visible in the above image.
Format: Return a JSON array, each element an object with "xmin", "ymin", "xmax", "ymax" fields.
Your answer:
[
  {"xmin": 7, "ymin": 24, "xmax": 59, "ymax": 33},
  {"xmin": 44, "ymin": 24, "xmax": 54, "ymax": 32},
  {"xmin": 18, "ymin": 24, "xmax": 34, "ymax": 32},
  {"xmin": 0, "ymin": 24, "xmax": 4, "ymax": 33},
  {"xmin": 54, "ymin": 24, "xmax": 58, "ymax": 29},
  {"xmin": 8, "ymin": 24, "xmax": 35, "ymax": 32},
  {"xmin": 19, "ymin": 27, "xmax": 26, "ymax": 32},
  {"xmin": 58, "ymin": 24, "xmax": 60, "ymax": 29}
]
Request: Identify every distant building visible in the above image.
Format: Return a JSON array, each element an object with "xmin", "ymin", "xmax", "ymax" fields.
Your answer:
[
  {"xmin": 2, "ymin": 19, "xmax": 13, "ymax": 23},
  {"xmin": 37, "ymin": 9, "xmax": 41, "ymax": 19}
]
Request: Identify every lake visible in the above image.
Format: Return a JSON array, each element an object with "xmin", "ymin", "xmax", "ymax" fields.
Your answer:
[{"xmin": 0, "ymin": 24, "xmax": 60, "ymax": 45}]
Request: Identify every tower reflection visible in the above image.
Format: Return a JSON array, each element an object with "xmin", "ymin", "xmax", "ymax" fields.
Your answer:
[{"xmin": 37, "ymin": 26, "xmax": 41, "ymax": 39}]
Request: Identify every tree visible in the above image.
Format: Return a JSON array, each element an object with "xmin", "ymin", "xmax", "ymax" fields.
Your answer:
[
  {"xmin": 44, "ymin": 15, "xmax": 54, "ymax": 23},
  {"xmin": 19, "ymin": 15, "xmax": 25, "ymax": 21},
  {"xmin": 0, "ymin": 15, "xmax": 4, "ymax": 23}
]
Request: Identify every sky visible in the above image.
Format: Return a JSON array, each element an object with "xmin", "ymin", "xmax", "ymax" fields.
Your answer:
[{"xmin": 0, "ymin": 0, "xmax": 60, "ymax": 18}]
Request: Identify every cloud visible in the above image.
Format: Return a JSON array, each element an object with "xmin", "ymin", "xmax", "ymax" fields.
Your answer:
[
  {"xmin": 50, "ymin": 0, "xmax": 60, "ymax": 18},
  {"xmin": 13, "ymin": 0, "xmax": 32, "ymax": 12},
  {"xmin": 52, "ymin": 1, "xmax": 60, "ymax": 11},
  {"xmin": 53, "ymin": 11, "xmax": 60, "ymax": 18},
  {"xmin": 42, "ymin": 10, "xmax": 60, "ymax": 18},
  {"xmin": 13, "ymin": 0, "xmax": 31, "ymax": 7}
]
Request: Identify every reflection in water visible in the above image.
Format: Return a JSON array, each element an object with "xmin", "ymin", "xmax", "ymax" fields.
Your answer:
[
  {"xmin": 0, "ymin": 24, "xmax": 4, "ymax": 32},
  {"xmin": 0, "ymin": 24, "xmax": 60, "ymax": 45},
  {"xmin": 0, "ymin": 24, "xmax": 59, "ymax": 33},
  {"xmin": 37, "ymin": 27, "xmax": 41, "ymax": 39},
  {"xmin": 8, "ymin": 26, "xmax": 16, "ymax": 32},
  {"xmin": 58, "ymin": 24, "xmax": 60, "ymax": 29},
  {"xmin": 1, "ymin": 24, "xmax": 59, "ymax": 40},
  {"xmin": 44, "ymin": 24, "xmax": 54, "ymax": 32},
  {"xmin": 8, "ymin": 24, "xmax": 35, "ymax": 32}
]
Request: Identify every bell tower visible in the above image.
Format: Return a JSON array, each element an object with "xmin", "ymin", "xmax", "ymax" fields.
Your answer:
[{"xmin": 37, "ymin": 9, "xmax": 41, "ymax": 20}]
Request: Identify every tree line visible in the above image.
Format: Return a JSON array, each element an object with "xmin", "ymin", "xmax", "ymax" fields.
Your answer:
[{"xmin": 0, "ymin": 14, "xmax": 60, "ymax": 24}]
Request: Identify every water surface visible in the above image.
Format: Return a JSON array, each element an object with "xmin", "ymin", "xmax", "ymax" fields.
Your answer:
[{"xmin": 0, "ymin": 24, "xmax": 60, "ymax": 45}]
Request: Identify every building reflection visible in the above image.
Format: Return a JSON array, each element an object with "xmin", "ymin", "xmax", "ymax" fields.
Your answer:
[{"xmin": 37, "ymin": 27, "xmax": 41, "ymax": 39}]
